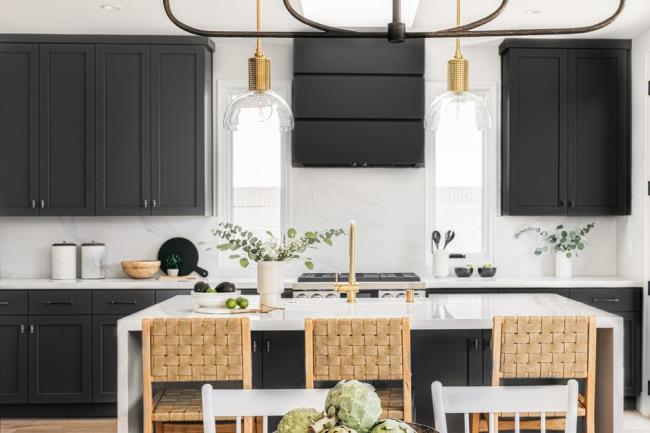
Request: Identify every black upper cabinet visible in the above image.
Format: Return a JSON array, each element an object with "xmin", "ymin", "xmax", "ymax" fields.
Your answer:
[
  {"xmin": 96, "ymin": 45, "xmax": 151, "ymax": 216},
  {"xmin": 501, "ymin": 40, "xmax": 630, "ymax": 216},
  {"xmin": 151, "ymin": 45, "xmax": 210, "ymax": 216},
  {"xmin": 0, "ymin": 37, "xmax": 212, "ymax": 217},
  {"xmin": 39, "ymin": 45, "xmax": 95, "ymax": 216},
  {"xmin": 0, "ymin": 44, "xmax": 39, "ymax": 216},
  {"xmin": 568, "ymin": 49, "xmax": 629, "ymax": 215}
]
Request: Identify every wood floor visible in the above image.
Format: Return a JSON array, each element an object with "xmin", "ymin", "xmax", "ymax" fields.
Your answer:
[
  {"xmin": 0, "ymin": 418, "xmax": 116, "ymax": 433},
  {"xmin": 2, "ymin": 412, "xmax": 650, "ymax": 433}
]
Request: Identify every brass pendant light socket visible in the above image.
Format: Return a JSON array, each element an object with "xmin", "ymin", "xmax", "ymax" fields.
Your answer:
[
  {"xmin": 447, "ymin": 55, "xmax": 468, "ymax": 94},
  {"xmin": 249, "ymin": 51, "xmax": 271, "ymax": 91}
]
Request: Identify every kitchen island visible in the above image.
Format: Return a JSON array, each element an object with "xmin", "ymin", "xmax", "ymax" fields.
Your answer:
[{"xmin": 117, "ymin": 294, "xmax": 624, "ymax": 433}]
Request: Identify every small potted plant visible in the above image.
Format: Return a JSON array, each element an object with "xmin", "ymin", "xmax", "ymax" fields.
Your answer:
[
  {"xmin": 514, "ymin": 223, "xmax": 595, "ymax": 278},
  {"xmin": 164, "ymin": 254, "xmax": 183, "ymax": 277},
  {"xmin": 208, "ymin": 223, "xmax": 345, "ymax": 306}
]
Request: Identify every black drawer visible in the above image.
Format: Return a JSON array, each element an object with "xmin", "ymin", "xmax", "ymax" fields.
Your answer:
[
  {"xmin": 29, "ymin": 290, "xmax": 92, "ymax": 315},
  {"xmin": 93, "ymin": 290, "xmax": 155, "ymax": 315},
  {"xmin": 570, "ymin": 288, "xmax": 641, "ymax": 312},
  {"xmin": 155, "ymin": 289, "xmax": 190, "ymax": 303},
  {"xmin": 0, "ymin": 290, "xmax": 28, "ymax": 315}
]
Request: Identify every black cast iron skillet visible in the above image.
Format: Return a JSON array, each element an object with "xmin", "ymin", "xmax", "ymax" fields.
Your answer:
[{"xmin": 157, "ymin": 237, "xmax": 209, "ymax": 277}]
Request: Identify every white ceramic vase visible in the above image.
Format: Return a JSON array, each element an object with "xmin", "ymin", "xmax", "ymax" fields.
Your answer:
[
  {"xmin": 257, "ymin": 261, "xmax": 285, "ymax": 307},
  {"xmin": 167, "ymin": 269, "xmax": 179, "ymax": 277},
  {"xmin": 432, "ymin": 250, "xmax": 450, "ymax": 278},
  {"xmin": 555, "ymin": 251, "xmax": 572, "ymax": 278}
]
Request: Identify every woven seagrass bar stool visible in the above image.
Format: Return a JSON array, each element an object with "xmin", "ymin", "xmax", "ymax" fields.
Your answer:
[
  {"xmin": 142, "ymin": 317, "xmax": 252, "ymax": 433},
  {"xmin": 473, "ymin": 316, "xmax": 596, "ymax": 433},
  {"xmin": 305, "ymin": 317, "xmax": 412, "ymax": 421}
]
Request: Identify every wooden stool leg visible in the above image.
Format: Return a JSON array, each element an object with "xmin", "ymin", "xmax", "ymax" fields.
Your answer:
[{"xmin": 470, "ymin": 413, "xmax": 480, "ymax": 433}]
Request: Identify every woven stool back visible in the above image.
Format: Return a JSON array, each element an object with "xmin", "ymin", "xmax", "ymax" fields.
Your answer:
[
  {"xmin": 493, "ymin": 316, "xmax": 596, "ymax": 380},
  {"xmin": 305, "ymin": 318, "xmax": 410, "ymax": 382},
  {"xmin": 142, "ymin": 317, "xmax": 252, "ymax": 383}
]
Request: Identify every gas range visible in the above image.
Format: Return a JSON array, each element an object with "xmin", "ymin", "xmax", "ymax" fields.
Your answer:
[{"xmin": 292, "ymin": 272, "xmax": 426, "ymax": 299}]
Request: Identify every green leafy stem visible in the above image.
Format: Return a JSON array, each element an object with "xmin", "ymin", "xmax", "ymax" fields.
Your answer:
[
  {"xmin": 514, "ymin": 223, "xmax": 596, "ymax": 258},
  {"xmin": 207, "ymin": 222, "xmax": 345, "ymax": 269}
]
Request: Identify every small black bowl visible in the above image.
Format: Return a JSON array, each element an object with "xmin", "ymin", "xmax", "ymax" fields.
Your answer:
[
  {"xmin": 454, "ymin": 267, "xmax": 474, "ymax": 278},
  {"xmin": 478, "ymin": 267, "xmax": 497, "ymax": 278}
]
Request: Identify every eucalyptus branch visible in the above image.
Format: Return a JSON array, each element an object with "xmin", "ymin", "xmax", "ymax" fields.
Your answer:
[
  {"xmin": 212, "ymin": 222, "xmax": 345, "ymax": 269},
  {"xmin": 514, "ymin": 223, "xmax": 596, "ymax": 258}
]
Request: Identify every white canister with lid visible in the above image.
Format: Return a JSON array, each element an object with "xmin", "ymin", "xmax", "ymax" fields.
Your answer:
[
  {"xmin": 81, "ymin": 242, "xmax": 106, "ymax": 279},
  {"xmin": 51, "ymin": 242, "xmax": 77, "ymax": 280}
]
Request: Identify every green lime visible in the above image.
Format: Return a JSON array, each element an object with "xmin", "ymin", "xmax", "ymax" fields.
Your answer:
[
  {"xmin": 225, "ymin": 298, "xmax": 237, "ymax": 309},
  {"xmin": 237, "ymin": 297, "xmax": 249, "ymax": 309},
  {"xmin": 205, "ymin": 287, "xmax": 216, "ymax": 293}
]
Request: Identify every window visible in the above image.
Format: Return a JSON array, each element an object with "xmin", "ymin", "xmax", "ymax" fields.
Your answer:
[
  {"xmin": 426, "ymin": 83, "xmax": 496, "ymax": 260},
  {"xmin": 217, "ymin": 81, "xmax": 291, "ymax": 248}
]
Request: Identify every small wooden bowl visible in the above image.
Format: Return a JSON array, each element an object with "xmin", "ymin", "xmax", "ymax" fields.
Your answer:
[{"xmin": 121, "ymin": 260, "xmax": 161, "ymax": 279}]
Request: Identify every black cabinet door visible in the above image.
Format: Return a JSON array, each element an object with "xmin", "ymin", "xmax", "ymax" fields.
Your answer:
[
  {"xmin": 262, "ymin": 331, "xmax": 306, "ymax": 389},
  {"xmin": 39, "ymin": 45, "xmax": 95, "ymax": 216},
  {"xmin": 96, "ymin": 45, "xmax": 151, "ymax": 216},
  {"xmin": 0, "ymin": 44, "xmax": 39, "ymax": 216},
  {"xmin": 28, "ymin": 315, "xmax": 92, "ymax": 403},
  {"xmin": 567, "ymin": 49, "xmax": 629, "ymax": 215},
  {"xmin": 411, "ymin": 330, "xmax": 483, "ymax": 429},
  {"xmin": 92, "ymin": 315, "xmax": 120, "ymax": 403},
  {"xmin": 0, "ymin": 316, "xmax": 28, "ymax": 403},
  {"xmin": 150, "ymin": 45, "xmax": 209, "ymax": 216},
  {"xmin": 620, "ymin": 311, "xmax": 641, "ymax": 396},
  {"xmin": 502, "ymin": 48, "xmax": 568, "ymax": 215}
]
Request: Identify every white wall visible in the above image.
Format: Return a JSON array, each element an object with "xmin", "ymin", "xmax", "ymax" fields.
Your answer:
[{"xmin": 0, "ymin": 38, "xmax": 620, "ymax": 278}]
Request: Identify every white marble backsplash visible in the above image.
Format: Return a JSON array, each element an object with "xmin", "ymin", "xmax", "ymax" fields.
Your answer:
[{"xmin": 0, "ymin": 168, "xmax": 619, "ymax": 279}]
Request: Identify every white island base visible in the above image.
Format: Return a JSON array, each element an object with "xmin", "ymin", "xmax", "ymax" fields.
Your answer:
[{"xmin": 117, "ymin": 294, "xmax": 624, "ymax": 433}]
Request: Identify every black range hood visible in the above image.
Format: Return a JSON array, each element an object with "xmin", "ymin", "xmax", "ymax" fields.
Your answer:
[{"xmin": 292, "ymin": 38, "xmax": 425, "ymax": 168}]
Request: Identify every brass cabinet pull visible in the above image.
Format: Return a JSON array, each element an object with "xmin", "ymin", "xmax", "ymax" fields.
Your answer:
[
  {"xmin": 592, "ymin": 298, "xmax": 620, "ymax": 303},
  {"xmin": 30, "ymin": 324, "xmax": 35, "ymax": 334},
  {"xmin": 20, "ymin": 324, "xmax": 25, "ymax": 334},
  {"xmin": 43, "ymin": 300, "xmax": 75, "ymax": 305},
  {"xmin": 144, "ymin": 199, "xmax": 148, "ymax": 209},
  {"xmin": 109, "ymin": 300, "xmax": 137, "ymax": 305}
]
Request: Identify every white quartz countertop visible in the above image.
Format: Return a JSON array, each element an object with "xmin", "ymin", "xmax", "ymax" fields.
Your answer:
[
  {"xmin": 0, "ymin": 276, "xmax": 641, "ymax": 290},
  {"xmin": 117, "ymin": 293, "xmax": 622, "ymax": 332}
]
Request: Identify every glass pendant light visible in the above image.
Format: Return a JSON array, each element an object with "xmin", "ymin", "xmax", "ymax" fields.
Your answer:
[
  {"xmin": 424, "ymin": 0, "xmax": 491, "ymax": 132},
  {"xmin": 224, "ymin": 0, "xmax": 294, "ymax": 132}
]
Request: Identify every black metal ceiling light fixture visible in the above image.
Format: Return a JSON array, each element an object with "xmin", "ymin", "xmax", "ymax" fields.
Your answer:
[{"xmin": 162, "ymin": 0, "xmax": 625, "ymax": 43}]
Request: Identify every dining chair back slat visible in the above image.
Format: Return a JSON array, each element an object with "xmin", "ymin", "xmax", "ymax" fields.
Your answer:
[
  {"xmin": 201, "ymin": 386, "xmax": 330, "ymax": 433},
  {"xmin": 432, "ymin": 380, "xmax": 579, "ymax": 433}
]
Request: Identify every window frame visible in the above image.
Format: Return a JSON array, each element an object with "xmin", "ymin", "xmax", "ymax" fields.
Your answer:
[
  {"xmin": 215, "ymin": 80, "xmax": 294, "ymax": 270},
  {"xmin": 423, "ymin": 80, "xmax": 498, "ymax": 265}
]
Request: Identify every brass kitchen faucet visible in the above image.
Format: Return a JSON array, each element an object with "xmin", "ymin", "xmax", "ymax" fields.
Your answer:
[{"xmin": 334, "ymin": 220, "xmax": 360, "ymax": 303}]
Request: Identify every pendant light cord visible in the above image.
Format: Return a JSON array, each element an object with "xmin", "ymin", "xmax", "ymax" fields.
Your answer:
[
  {"xmin": 454, "ymin": 0, "xmax": 462, "ymax": 59},
  {"xmin": 256, "ymin": 0, "xmax": 262, "ymax": 56}
]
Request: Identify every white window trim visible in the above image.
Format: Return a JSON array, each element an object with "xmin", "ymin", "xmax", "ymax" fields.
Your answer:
[
  {"xmin": 423, "ymin": 81, "xmax": 499, "ymax": 266},
  {"xmin": 215, "ymin": 80, "xmax": 294, "ymax": 270}
]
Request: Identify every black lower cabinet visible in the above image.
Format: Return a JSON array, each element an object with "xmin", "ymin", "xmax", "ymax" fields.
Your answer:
[
  {"xmin": 0, "ymin": 316, "xmax": 28, "ymax": 403},
  {"xmin": 92, "ymin": 315, "xmax": 120, "ymax": 403},
  {"xmin": 411, "ymin": 330, "xmax": 483, "ymax": 430},
  {"xmin": 29, "ymin": 315, "xmax": 92, "ymax": 403},
  {"xmin": 621, "ymin": 311, "xmax": 641, "ymax": 397},
  {"xmin": 261, "ymin": 332, "xmax": 306, "ymax": 389}
]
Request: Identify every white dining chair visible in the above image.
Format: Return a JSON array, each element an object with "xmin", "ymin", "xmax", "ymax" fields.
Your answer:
[
  {"xmin": 431, "ymin": 380, "xmax": 579, "ymax": 433},
  {"xmin": 201, "ymin": 385, "xmax": 330, "ymax": 433}
]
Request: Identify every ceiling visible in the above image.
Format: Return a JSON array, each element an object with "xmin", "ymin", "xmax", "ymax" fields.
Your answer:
[{"xmin": 1, "ymin": 0, "xmax": 650, "ymax": 41}]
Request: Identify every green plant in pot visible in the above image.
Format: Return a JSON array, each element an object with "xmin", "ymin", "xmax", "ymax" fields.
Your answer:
[
  {"xmin": 164, "ymin": 254, "xmax": 183, "ymax": 277},
  {"xmin": 208, "ymin": 222, "xmax": 345, "ymax": 306},
  {"xmin": 514, "ymin": 222, "xmax": 595, "ymax": 278}
]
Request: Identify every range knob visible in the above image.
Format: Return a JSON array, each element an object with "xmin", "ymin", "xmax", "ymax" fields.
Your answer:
[
  {"xmin": 397, "ymin": 293, "xmax": 405, "ymax": 299},
  {"xmin": 326, "ymin": 293, "xmax": 338, "ymax": 299},
  {"xmin": 382, "ymin": 293, "xmax": 393, "ymax": 299},
  {"xmin": 296, "ymin": 293, "xmax": 308, "ymax": 299},
  {"xmin": 312, "ymin": 293, "xmax": 322, "ymax": 299}
]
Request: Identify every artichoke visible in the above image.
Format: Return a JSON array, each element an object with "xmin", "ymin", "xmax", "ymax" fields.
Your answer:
[
  {"xmin": 325, "ymin": 427, "xmax": 358, "ymax": 433},
  {"xmin": 278, "ymin": 408, "xmax": 323, "ymax": 433},
  {"xmin": 324, "ymin": 380, "xmax": 382, "ymax": 433},
  {"xmin": 370, "ymin": 419, "xmax": 416, "ymax": 433}
]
